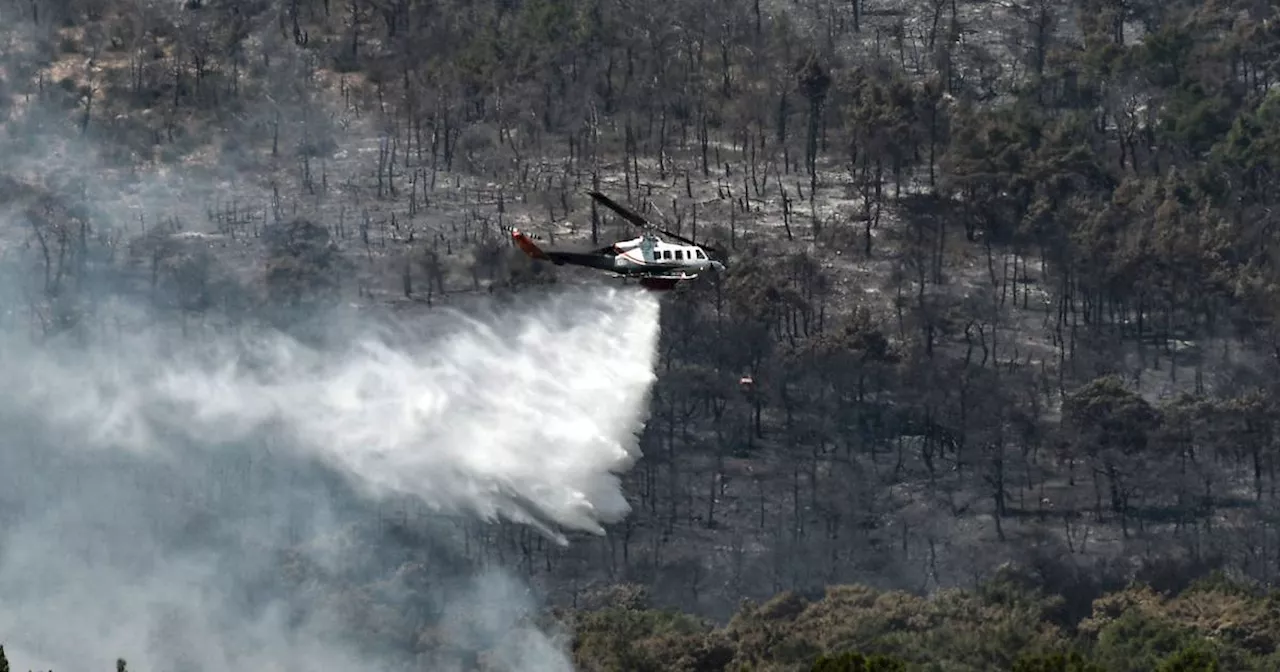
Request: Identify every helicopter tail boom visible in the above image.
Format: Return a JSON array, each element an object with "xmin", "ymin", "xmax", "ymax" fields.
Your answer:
[{"xmin": 511, "ymin": 229, "xmax": 550, "ymax": 261}]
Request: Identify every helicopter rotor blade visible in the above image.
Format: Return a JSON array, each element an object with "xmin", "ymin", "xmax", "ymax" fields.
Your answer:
[
  {"xmin": 588, "ymin": 191, "xmax": 650, "ymax": 230},
  {"xmin": 653, "ymin": 226, "xmax": 697, "ymax": 247},
  {"xmin": 589, "ymin": 190, "xmax": 727, "ymax": 266}
]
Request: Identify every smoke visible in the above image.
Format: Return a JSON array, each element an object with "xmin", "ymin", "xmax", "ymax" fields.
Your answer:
[{"xmin": 0, "ymin": 286, "xmax": 661, "ymax": 671}]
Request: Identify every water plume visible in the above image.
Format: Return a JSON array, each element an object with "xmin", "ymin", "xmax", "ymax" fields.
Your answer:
[{"xmin": 0, "ymin": 285, "xmax": 661, "ymax": 671}]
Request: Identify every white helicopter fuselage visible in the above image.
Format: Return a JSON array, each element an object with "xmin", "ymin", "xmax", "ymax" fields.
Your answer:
[
  {"xmin": 611, "ymin": 235, "xmax": 722, "ymax": 276},
  {"xmin": 511, "ymin": 191, "xmax": 726, "ymax": 291}
]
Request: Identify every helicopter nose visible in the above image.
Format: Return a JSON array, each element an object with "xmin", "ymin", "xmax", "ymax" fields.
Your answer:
[{"xmin": 711, "ymin": 260, "xmax": 726, "ymax": 272}]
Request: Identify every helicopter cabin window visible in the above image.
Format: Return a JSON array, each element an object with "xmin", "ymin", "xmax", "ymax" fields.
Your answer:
[
  {"xmin": 675, "ymin": 249, "xmax": 684, "ymax": 260},
  {"xmin": 695, "ymin": 249, "xmax": 706, "ymax": 259},
  {"xmin": 661, "ymin": 250, "xmax": 671, "ymax": 259}
]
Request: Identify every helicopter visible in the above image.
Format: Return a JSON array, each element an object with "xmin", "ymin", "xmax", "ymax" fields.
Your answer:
[{"xmin": 511, "ymin": 191, "xmax": 726, "ymax": 291}]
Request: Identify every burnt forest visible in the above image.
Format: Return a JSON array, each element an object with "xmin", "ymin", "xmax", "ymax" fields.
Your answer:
[{"xmin": 0, "ymin": 0, "xmax": 1278, "ymax": 670}]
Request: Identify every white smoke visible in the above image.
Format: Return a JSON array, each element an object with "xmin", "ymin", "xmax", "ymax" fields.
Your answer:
[{"xmin": 0, "ymin": 286, "xmax": 661, "ymax": 671}]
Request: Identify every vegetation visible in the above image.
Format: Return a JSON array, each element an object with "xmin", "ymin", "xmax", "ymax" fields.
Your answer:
[
  {"xmin": 562, "ymin": 571, "xmax": 1280, "ymax": 670},
  {"xmin": 6, "ymin": 573, "xmax": 1274, "ymax": 670},
  {"xmin": 2, "ymin": 0, "xmax": 1280, "ymax": 668}
]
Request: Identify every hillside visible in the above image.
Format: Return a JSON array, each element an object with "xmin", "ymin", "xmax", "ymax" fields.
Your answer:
[{"xmin": 1, "ymin": 0, "xmax": 1280, "ymax": 670}]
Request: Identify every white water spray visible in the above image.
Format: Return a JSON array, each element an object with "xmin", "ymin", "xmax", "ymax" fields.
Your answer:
[
  {"xmin": 0, "ymin": 286, "xmax": 661, "ymax": 671},
  {"xmin": 13, "ymin": 287, "xmax": 660, "ymax": 539}
]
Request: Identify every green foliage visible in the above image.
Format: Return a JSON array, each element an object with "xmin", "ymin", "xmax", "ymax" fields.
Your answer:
[
  {"xmin": 939, "ymin": 101, "xmax": 1040, "ymax": 241},
  {"xmin": 1063, "ymin": 376, "xmax": 1161, "ymax": 456},
  {"xmin": 570, "ymin": 578, "xmax": 1280, "ymax": 672},
  {"xmin": 1091, "ymin": 608, "xmax": 1196, "ymax": 672},
  {"xmin": 812, "ymin": 650, "xmax": 907, "ymax": 672},
  {"xmin": 1157, "ymin": 81, "xmax": 1238, "ymax": 159},
  {"xmin": 1011, "ymin": 651, "xmax": 1104, "ymax": 672},
  {"xmin": 1212, "ymin": 89, "xmax": 1280, "ymax": 202},
  {"xmin": 1156, "ymin": 642, "xmax": 1221, "ymax": 672},
  {"xmin": 1134, "ymin": 24, "xmax": 1196, "ymax": 89},
  {"xmin": 571, "ymin": 604, "xmax": 717, "ymax": 671}
]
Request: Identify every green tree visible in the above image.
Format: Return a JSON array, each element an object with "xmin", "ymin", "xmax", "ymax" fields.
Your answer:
[
  {"xmin": 1063, "ymin": 375, "xmax": 1161, "ymax": 527},
  {"xmin": 1012, "ymin": 651, "xmax": 1104, "ymax": 672},
  {"xmin": 812, "ymin": 651, "xmax": 907, "ymax": 672},
  {"xmin": 1157, "ymin": 641, "xmax": 1221, "ymax": 672}
]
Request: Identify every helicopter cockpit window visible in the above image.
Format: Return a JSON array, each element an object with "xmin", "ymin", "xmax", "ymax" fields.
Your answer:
[{"xmin": 696, "ymin": 249, "xmax": 706, "ymax": 259}]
